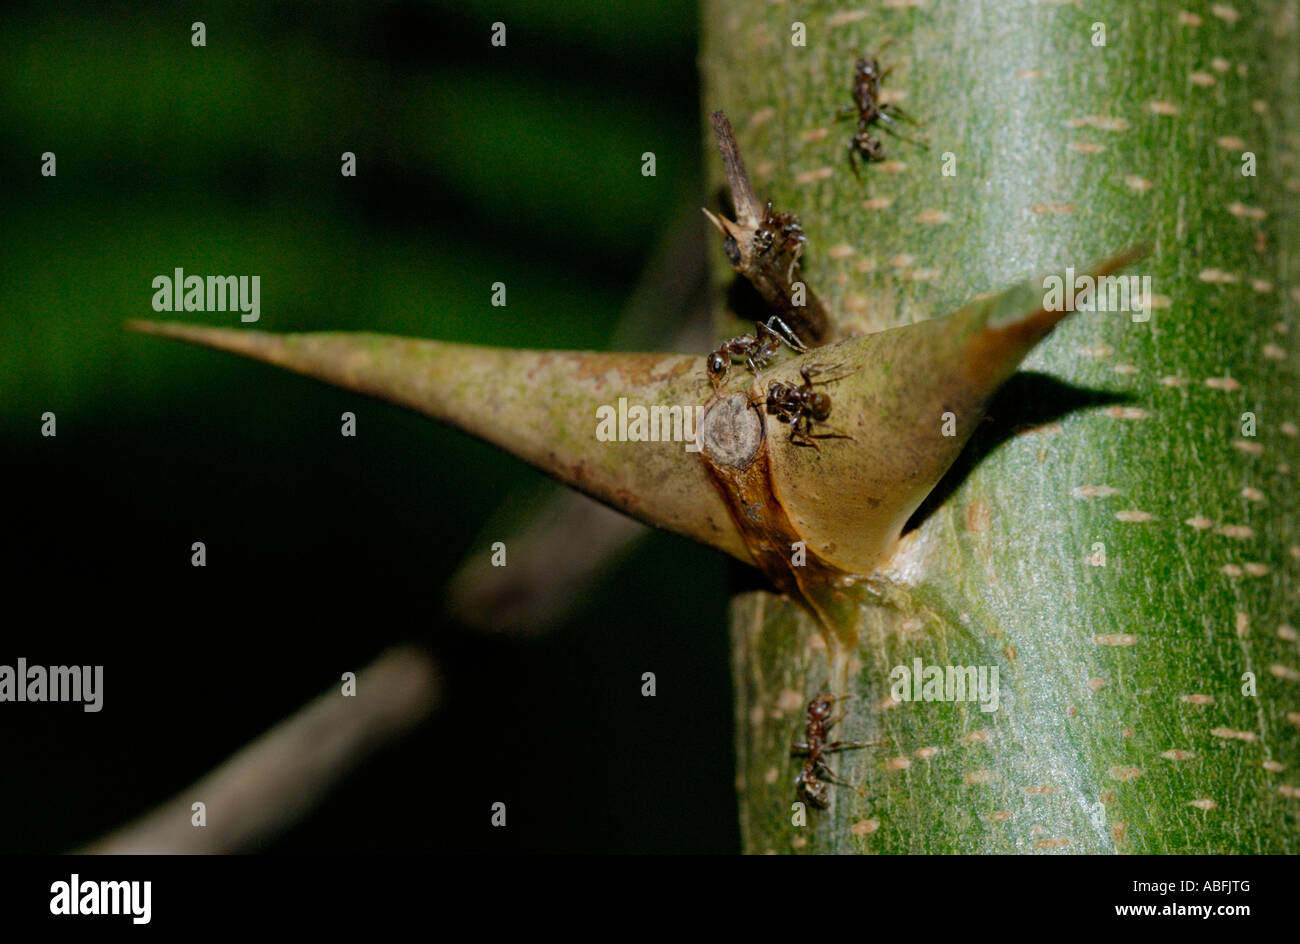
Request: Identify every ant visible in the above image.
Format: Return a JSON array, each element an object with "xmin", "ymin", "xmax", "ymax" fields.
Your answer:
[
  {"xmin": 707, "ymin": 315, "xmax": 808, "ymax": 390},
  {"xmin": 837, "ymin": 47, "xmax": 925, "ymax": 175},
  {"xmin": 765, "ymin": 363, "xmax": 856, "ymax": 450},
  {"xmin": 793, "ymin": 691, "xmax": 882, "ymax": 809},
  {"xmin": 752, "ymin": 202, "xmax": 807, "ymax": 280}
]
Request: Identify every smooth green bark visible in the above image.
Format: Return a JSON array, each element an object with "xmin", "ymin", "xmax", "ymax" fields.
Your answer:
[{"xmin": 704, "ymin": 0, "xmax": 1300, "ymax": 853}]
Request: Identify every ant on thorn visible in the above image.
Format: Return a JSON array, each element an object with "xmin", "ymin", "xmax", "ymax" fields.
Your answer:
[
  {"xmin": 706, "ymin": 315, "xmax": 808, "ymax": 390},
  {"xmin": 765, "ymin": 363, "xmax": 857, "ymax": 450}
]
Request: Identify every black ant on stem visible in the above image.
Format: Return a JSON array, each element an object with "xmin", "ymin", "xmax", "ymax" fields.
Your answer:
[
  {"xmin": 765, "ymin": 363, "xmax": 857, "ymax": 450},
  {"xmin": 793, "ymin": 691, "xmax": 883, "ymax": 809},
  {"xmin": 838, "ymin": 45, "xmax": 927, "ymax": 175},
  {"xmin": 751, "ymin": 202, "xmax": 807, "ymax": 281},
  {"xmin": 707, "ymin": 315, "xmax": 808, "ymax": 390}
]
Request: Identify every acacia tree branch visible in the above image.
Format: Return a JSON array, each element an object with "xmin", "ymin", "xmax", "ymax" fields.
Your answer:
[
  {"xmin": 706, "ymin": 0, "xmax": 1300, "ymax": 855},
  {"xmin": 79, "ymin": 647, "xmax": 439, "ymax": 855}
]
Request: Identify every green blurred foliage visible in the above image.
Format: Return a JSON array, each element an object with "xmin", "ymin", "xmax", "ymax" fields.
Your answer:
[{"xmin": 1, "ymin": 0, "xmax": 737, "ymax": 852}]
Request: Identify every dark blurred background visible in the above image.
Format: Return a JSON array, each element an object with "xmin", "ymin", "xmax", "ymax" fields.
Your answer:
[{"xmin": 1, "ymin": 0, "xmax": 738, "ymax": 853}]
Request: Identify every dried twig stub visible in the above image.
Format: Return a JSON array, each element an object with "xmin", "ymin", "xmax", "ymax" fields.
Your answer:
[
  {"xmin": 704, "ymin": 110, "xmax": 832, "ymax": 346},
  {"xmin": 708, "ymin": 110, "xmax": 766, "ymax": 230}
]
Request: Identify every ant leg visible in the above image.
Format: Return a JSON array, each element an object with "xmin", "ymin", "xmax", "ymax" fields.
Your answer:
[
  {"xmin": 802, "ymin": 362, "xmax": 859, "ymax": 386},
  {"xmin": 782, "ymin": 239, "xmax": 806, "ymax": 281},
  {"xmin": 820, "ymin": 691, "xmax": 857, "ymax": 703},
  {"xmin": 881, "ymin": 103, "xmax": 926, "ymax": 129},
  {"xmin": 752, "ymin": 321, "xmax": 779, "ymax": 351},
  {"xmin": 765, "ymin": 315, "xmax": 808, "ymax": 352},
  {"xmin": 819, "ymin": 692, "xmax": 858, "ymax": 728},
  {"xmin": 804, "ymin": 429, "xmax": 859, "ymax": 446},
  {"xmin": 823, "ymin": 739, "xmax": 887, "ymax": 753},
  {"xmin": 790, "ymin": 425, "xmax": 822, "ymax": 452},
  {"xmin": 786, "ymin": 411, "xmax": 854, "ymax": 450},
  {"xmin": 791, "ymin": 741, "xmax": 812, "ymax": 754},
  {"xmin": 807, "ymin": 417, "xmax": 851, "ymax": 450},
  {"xmin": 816, "ymin": 763, "xmax": 859, "ymax": 790},
  {"xmin": 823, "ymin": 709, "xmax": 850, "ymax": 729},
  {"xmin": 883, "ymin": 126, "xmax": 929, "ymax": 149},
  {"xmin": 879, "ymin": 116, "xmax": 930, "ymax": 149},
  {"xmin": 791, "ymin": 415, "xmax": 812, "ymax": 450}
]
